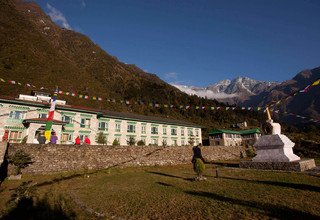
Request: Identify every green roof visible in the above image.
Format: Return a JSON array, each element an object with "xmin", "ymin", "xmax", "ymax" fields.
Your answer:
[
  {"xmin": 239, "ymin": 128, "xmax": 260, "ymax": 135},
  {"xmin": 209, "ymin": 128, "xmax": 260, "ymax": 135}
]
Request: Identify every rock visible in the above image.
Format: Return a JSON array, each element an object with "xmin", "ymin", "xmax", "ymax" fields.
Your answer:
[{"xmin": 8, "ymin": 174, "xmax": 22, "ymax": 180}]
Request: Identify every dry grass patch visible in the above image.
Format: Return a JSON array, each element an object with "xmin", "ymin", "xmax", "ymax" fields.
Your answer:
[{"xmin": 0, "ymin": 164, "xmax": 320, "ymax": 219}]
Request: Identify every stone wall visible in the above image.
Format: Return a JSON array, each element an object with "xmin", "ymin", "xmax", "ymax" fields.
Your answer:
[
  {"xmin": 7, "ymin": 144, "xmax": 246, "ymax": 174},
  {"xmin": 0, "ymin": 142, "xmax": 6, "ymax": 165}
]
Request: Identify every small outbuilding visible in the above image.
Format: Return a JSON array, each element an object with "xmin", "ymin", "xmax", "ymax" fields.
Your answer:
[{"xmin": 209, "ymin": 128, "xmax": 261, "ymax": 146}]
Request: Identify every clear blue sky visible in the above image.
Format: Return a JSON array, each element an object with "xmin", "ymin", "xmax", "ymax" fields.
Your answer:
[{"xmin": 35, "ymin": 0, "xmax": 320, "ymax": 86}]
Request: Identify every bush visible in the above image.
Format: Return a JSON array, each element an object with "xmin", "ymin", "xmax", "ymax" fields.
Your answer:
[
  {"xmin": 9, "ymin": 150, "xmax": 32, "ymax": 174},
  {"xmin": 96, "ymin": 132, "xmax": 107, "ymax": 145},
  {"xmin": 194, "ymin": 158, "xmax": 205, "ymax": 177},
  {"xmin": 137, "ymin": 140, "xmax": 145, "ymax": 146},
  {"xmin": 245, "ymin": 146, "xmax": 256, "ymax": 158},
  {"xmin": 112, "ymin": 139, "xmax": 120, "ymax": 146},
  {"xmin": 188, "ymin": 135, "xmax": 195, "ymax": 146},
  {"xmin": 127, "ymin": 137, "xmax": 136, "ymax": 146}
]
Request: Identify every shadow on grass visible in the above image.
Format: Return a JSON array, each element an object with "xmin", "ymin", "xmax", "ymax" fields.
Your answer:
[
  {"xmin": 220, "ymin": 176, "xmax": 320, "ymax": 193},
  {"xmin": 185, "ymin": 190, "xmax": 319, "ymax": 219},
  {"xmin": 147, "ymin": 171, "xmax": 194, "ymax": 181},
  {"xmin": 34, "ymin": 147, "xmax": 172, "ymax": 188},
  {"xmin": 35, "ymin": 173, "xmax": 84, "ymax": 187},
  {"xmin": 1, "ymin": 196, "xmax": 75, "ymax": 220},
  {"xmin": 156, "ymin": 181, "xmax": 173, "ymax": 187}
]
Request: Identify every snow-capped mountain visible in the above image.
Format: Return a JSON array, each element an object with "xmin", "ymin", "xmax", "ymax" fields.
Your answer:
[{"xmin": 172, "ymin": 77, "xmax": 278, "ymax": 104}]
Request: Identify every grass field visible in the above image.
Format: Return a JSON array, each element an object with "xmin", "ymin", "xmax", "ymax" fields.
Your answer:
[{"xmin": 1, "ymin": 164, "xmax": 320, "ymax": 219}]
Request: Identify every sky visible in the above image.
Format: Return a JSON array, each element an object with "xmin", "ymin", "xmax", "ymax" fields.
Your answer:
[{"xmin": 35, "ymin": 0, "xmax": 320, "ymax": 87}]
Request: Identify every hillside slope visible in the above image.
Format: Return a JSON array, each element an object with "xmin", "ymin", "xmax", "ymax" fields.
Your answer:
[
  {"xmin": 0, "ymin": 0, "xmax": 191, "ymax": 106},
  {"xmin": 0, "ymin": 0, "xmax": 269, "ymax": 133},
  {"xmin": 244, "ymin": 67, "xmax": 320, "ymax": 121}
]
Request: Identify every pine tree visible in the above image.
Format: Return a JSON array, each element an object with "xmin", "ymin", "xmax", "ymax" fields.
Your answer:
[{"xmin": 96, "ymin": 132, "xmax": 107, "ymax": 145}]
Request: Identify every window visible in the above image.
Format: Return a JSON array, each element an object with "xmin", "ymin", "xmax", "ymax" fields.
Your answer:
[
  {"xmin": 61, "ymin": 133, "xmax": 73, "ymax": 143},
  {"xmin": 173, "ymin": 139, "xmax": 177, "ymax": 146},
  {"xmin": 127, "ymin": 124, "xmax": 136, "ymax": 133},
  {"xmin": 141, "ymin": 125, "xmax": 146, "ymax": 134},
  {"xmin": 38, "ymin": 113, "xmax": 47, "ymax": 119},
  {"xmin": 163, "ymin": 127, "xmax": 167, "ymax": 135},
  {"xmin": 115, "ymin": 137, "xmax": 120, "ymax": 143},
  {"xmin": 79, "ymin": 134, "xmax": 88, "ymax": 142},
  {"xmin": 188, "ymin": 130, "xmax": 193, "ymax": 136},
  {"xmin": 181, "ymin": 139, "xmax": 185, "ymax": 146},
  {"xmin": 151, "ymin": 126, "xmax": 158, "ymax": 134},
  {"xmin": 8, "ymin": 131, "xmax": 23, "ymax": 143},
  {"xmin": 171, "ymin": 128, "xmax": 177, "ymax": 135},
  {"xmin": 181, "ymin": 129, "xmax": 185, "ymax": 136},
  {"xmin": 62, "ymin": 115, "xmax": 73, "ymax": 124},
  {"xmin": 8, "ymin": 111, "xmax": 25, "ymax": 120},
  {"xmin": 98, "ymin": 121, "xmax": 108, "ymax": 131},
  {"xmin": 152, "ymin": 138, "xmax": 158, "ymax": 145},
  {"xmin": 195, "ymin": 129, "xmax": 199, "ymax": 137},
  {"xmin": 115, "ymin": 123, "xmax": 121, "ymax": 132},
  {"xmin": 162, "ymin": 139, "xmax": 167, "ymax": 145},
  {"xmin": 80, "ymin": 118, "xmax": 90, "ymax": 128}
]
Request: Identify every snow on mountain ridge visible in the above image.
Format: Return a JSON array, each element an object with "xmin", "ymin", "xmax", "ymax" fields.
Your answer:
[{"xmin": 171, "ymin": 76, "xmax": 278, "ymax": 104}]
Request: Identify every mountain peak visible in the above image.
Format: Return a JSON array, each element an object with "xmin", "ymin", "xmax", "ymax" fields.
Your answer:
[{"xmin": 173, "ymin": 76, "xmax": 278, "ymax": 104}]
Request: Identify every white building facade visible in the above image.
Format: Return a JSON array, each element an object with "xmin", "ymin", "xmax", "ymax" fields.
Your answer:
[
  {"xmin": 0, "ymin": 94, "xmax": 202, "ymax": 146},
  {"xmin": 209, "ymin": 129, "xmax": 261, "ymax": 147}
]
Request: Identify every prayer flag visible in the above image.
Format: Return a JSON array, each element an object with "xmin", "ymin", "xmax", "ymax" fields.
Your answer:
[
  {"xmin": 312, "ymin": 79, "xmax": 320, "ymax": 86},
  {"xmin": 45, "ymin": 88, "xmax": 58, "ymax": 141}
]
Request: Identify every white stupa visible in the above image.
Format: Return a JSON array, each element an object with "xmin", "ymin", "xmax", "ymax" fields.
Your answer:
[{"xmin": 252, "ymin": 108, "xmax": 300, "ymax": 162}]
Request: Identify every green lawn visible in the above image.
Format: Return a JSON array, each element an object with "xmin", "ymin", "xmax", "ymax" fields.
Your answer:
[{"xmin": 1, "ymin": 164, "xmax": 320, "ymax": 219}]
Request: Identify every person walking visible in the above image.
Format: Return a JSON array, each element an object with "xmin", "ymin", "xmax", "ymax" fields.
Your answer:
[{"xmin": 192, "ymin": 143, "xmax": 205, "ymax": 169}]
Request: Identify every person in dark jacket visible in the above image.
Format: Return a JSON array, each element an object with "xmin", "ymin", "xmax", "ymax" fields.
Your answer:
[
  {"xmin": 37, "ymin": 132, "xmax": 46, "ymax": 144},
  {"xmin": 192, "ymin": 143, "xmax": 205, "ymax": 169}
]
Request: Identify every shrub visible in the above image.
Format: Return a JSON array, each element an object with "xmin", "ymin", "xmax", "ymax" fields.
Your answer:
[
  {"xmin": 188, "ymin": 135, "xmax": 195, "ymax": 146},
  {"xmin": 9, "ymin": 150, "xmax": 32, "ymax": 174},
  {"xmin": 245, "ymin": 146, "xmax": 256, "ymax": 158},
  {"xmin": 112, "ymin": 139, "xmax": 120, "ymax": 146},
  {"xmin": 127, "ymin": 137, "xmax": 136, "ymax": 146},
  {"xmin": 137, "ymin": 140, "xmax": 145, "ymax": 146},
  {"xmin": 193, "ymin": 158, "xmax": 205, "ymax": 177},
  {"xmin": 96, "ymin": 132, "xmax": 107, "ymax": 145}
]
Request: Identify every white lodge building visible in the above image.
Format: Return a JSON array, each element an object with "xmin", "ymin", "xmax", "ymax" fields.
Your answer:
[{"xmin": 0, "ymin": 93, "xmax": 202, "ymax": 146}]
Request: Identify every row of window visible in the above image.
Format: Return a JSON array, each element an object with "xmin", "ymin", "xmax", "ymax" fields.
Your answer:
[
  {"xmin": 5, "ymin": 130, "xmax": 200, "ymax": 145},
  {"xmin": 60, "ymin": 133, "xmax": 89, "ymax": 143},
  {"xmin": 62, "ymin": 116, "xmax": 200, "ymax": 136},
  {"xmin": 8, "ymin": 111, "xmax": 200, "ymax": 136},
  {"xmin": 6, "ymin": 130, "xmax": 23, "ymax": 143},
  {"xmin": 210, "ymin": 134, "xmax": 258, "ymax": 140},
  {"xmin": 225, "ymin": 134, "xmax": 242, "ymax": 139}
]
